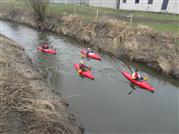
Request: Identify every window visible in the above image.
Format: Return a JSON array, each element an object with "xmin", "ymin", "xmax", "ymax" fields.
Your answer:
[
  {"xmin": 123, "ymin": 0, "xmax": 127, "ymax": 3},
  {"xmin": 135, "ymin": 0, "xmax": 139, "ymax": 4},
  {"xmin": 148, "ymin": 0, "xmax": 153, "ymax": 4},
  {"xmin": 161, "ymin": 0, "xmax": 169, "ymax": 10}
]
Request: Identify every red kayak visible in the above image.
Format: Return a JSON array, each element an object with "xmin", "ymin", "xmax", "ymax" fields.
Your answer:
[
  {"xmin": 74, "ymin": 64, "xmax": 94, "ymax": 80},
  {"xmin": 121, "ymin": 71, "xmax": 155, "ymax": 93},
  {"xmin": 37, "ymin": 46, "xmax": 56, "ymax": 54},
  {"xmin": 81, "ymin": 50, "xmax": 101, "ymax": 60}
]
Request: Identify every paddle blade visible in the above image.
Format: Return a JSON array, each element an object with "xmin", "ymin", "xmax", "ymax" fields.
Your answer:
[
  {"xmin": 143, "ymin": 77, "xmax": 148, "ymax": 81},
  {"xmin": 144, "ymin": 77, "xmax": 148, "ymax": 80},
  {"xmin": 128, "ymin": 89, "xmax": 135, "ymax": 95}
]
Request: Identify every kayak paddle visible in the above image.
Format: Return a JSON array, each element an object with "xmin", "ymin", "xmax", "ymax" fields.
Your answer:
[
  {"xmin": 112, "ymin": 57, "xmax": 132, "ymax": 73},
  {"xmin": 128, "ymin": 88, "xmax": 136, "ymax": 95}
]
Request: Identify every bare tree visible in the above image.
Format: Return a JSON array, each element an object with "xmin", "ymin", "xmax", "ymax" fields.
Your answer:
[{"xmin": 29, "ymin": 0, "xmax": 49, "ymax": 22}]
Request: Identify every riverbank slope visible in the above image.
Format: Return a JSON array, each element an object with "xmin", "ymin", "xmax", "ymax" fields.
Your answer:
[
  {"xmin": 0, "ymin": 35, "xmax": 83, "ymax": 134},
  {"xmin": 0, "ymin": 3, "xmax": 179, "ymax": 79}
]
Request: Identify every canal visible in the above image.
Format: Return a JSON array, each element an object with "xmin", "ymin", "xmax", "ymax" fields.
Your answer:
[{"xmin": 0, "ymin": 20, "xmax": 178, "ymax": 134}]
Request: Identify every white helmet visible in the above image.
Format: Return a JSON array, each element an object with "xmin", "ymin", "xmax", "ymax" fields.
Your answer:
[
  {"xmin": 80, "ymin": 61, "xmax": 84, "ymax": 64},
  {"xmin": 88, "ymin": 48, "xmax": 90, "ymax": 50}
]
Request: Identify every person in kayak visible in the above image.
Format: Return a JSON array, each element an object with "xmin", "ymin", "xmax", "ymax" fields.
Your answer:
[
  {"xmin": 79, "ymin": 61, "xmax": 89, "ymax": 72},
  {"xmin": 132, "ymin": 69, "xmax": 143, "ymax": 81},
  {"xmin": 86, "ymin": 48, "xmax": 94, "ymax": 58},
  {"xmin": 42, "ymin": 44, "xmax": 49, "ymax": 50}
]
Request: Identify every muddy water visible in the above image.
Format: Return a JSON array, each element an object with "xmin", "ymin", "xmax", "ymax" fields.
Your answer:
[{"xmin": 0, "ymin": 20, "xmax": 178, "ymax": 134}]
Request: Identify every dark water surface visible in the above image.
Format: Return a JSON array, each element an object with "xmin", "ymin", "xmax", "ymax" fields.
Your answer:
[{"xmin": 0, "ymin": 20, "xmax": 178, "ymax": 134}]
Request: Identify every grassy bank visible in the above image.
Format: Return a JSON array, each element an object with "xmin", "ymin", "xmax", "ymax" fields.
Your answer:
[
  {"xmin": 48, "ymin": 3, "xmax": 179, "ymax": 34},
  {"xmin": 1, "ymin": 1, "xmax": 179, "ymax": 33}
]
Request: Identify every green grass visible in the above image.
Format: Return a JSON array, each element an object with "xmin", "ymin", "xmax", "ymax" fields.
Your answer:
[
  {"xmin": 135, "ymin": 23, "xmax": 179, "ymax": 33},
  {"xmin": 1, "ymin": 0, "xmax": 30, "ymax": 10},
  {"xmin": 133, "ymin": 11, "xmax": 179, "ymax": 20},
  {"xmin": 48, "ymin": 3, "xmax": 179, "ymax": 20},
  {"xmin": 48, "ymin": 4, "xmax": 101, "ymax": 18},
  {"xmin": 48, "ymin": 4, "xmax": 75, "ymax": 15}
]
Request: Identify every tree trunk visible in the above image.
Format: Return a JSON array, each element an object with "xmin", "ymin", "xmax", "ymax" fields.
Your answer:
[{"xmin": 29, "ymin": 0, "xmax": 49, "ymax": 22}]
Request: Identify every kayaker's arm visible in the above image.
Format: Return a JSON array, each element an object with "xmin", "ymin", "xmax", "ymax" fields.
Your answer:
[
  {"xmin": 84, "ymin": 65, "xmax": 90, "ymax": 69},
  {"xmin": 131, "ymin": 72, "xmax": 136, "ymax": 79}
]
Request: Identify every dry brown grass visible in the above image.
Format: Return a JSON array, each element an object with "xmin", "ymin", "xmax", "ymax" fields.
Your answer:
[{"xmin": 0, "ymin": 35, "xmax": 82, "ymax": 134}]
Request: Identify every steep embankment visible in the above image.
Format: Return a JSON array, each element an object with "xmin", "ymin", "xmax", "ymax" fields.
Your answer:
[
  {"xmin": 0, "ymin": 35, "xmax": 83, "ymax": 134},
  {"xmin": 0, "ymin": 7, "xmax": 179, "ymax": 79}
]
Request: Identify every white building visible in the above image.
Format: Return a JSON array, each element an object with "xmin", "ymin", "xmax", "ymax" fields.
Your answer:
[
  {"xmin": 89, "ymin": 0, "xmax": 116, "ymax": 9},
  {"xmin": 89, "ymin": 0, "xmax": 179, "ymax": 14},
  {"xmin": 50, "ymin": 0, "xmax": 89, "ymax": 5}
]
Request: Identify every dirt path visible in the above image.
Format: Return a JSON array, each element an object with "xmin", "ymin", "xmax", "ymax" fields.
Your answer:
[{"xmin": 0, "ymin": 35, "xmax": 83, "ymax": 134}]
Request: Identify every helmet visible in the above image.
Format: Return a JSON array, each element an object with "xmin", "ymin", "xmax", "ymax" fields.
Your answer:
[
  {"xmin": 80, "ymin": 61, "xmax": 84, "ymax": 64},
  {"xmin": 88, "ymin": 48, "xmax": 90, "ymax": 50}
]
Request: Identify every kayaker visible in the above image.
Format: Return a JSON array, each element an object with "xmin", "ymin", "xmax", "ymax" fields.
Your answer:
[
  {"xmin": 86, "ymin": 48, "xmax": 94, "ymax": 58},
  {"xmin": 79, "ymin": 61, "xmax": 89, "ymax": 72},
  {"xmin": 132, "ymin": 69, "xmax": 143, "ymax": 81},
  {"xmin": 42, "ymin": 44, "xmax": 49, "ymax": 49}
]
